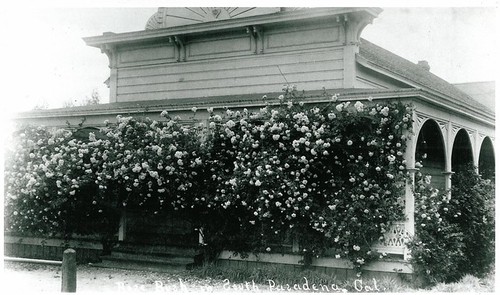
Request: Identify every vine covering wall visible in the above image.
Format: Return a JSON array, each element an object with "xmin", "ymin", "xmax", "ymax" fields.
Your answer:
[{"xmin": 4, "ymin": 91, "xmax": 413, "ymax": 271}]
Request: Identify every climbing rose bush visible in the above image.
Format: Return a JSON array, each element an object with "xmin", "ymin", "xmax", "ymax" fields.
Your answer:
[
  {"xmin": 4, "ymin": 115, "xmax": 208, "ymax": 243},
  {"xmin": 201, "ymin": 96, "xmax": 412, "ymax": 269},
  {"xmin": 447, "ymin": 165, "xmax": 495, "ymax": 278},
  {"xmin": 5, "ymin": 92, "xmax": 413, "ymax": 271},
  {"xmin": 3, "ymin": 126, "xmax": 119, "ymax": 239},
  {"xmin": 95, "ymin": 114, "xmax": 208, "ymax": 213}
]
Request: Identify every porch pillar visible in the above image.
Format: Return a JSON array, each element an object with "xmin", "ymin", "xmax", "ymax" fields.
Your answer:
[
  {"xmin": 473, "ymin": 130, "xmax": 480, "ymax": 174},
  {"xmin": 403, "ymin": 168, "xmax": 417, "ymax": 261},
  {"xmin": 402, "ymin": 115, "xmax": 417, "ymax": 260},
  {"xmin": 444, "ymin": 121, "xmax": 453, "ymax": 195},
  {"xmin": 442, "ymin": 171, "xmax": 454, "ymax": 200}
]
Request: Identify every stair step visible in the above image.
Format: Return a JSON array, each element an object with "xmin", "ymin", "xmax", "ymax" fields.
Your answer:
[
  {"xmin": 91, "ymin": 259, "xmax": 187, "ymax": 273},
  {"xmin": 96, "ymin": 242, "xmax": 199, "ymax": 272},
  {"xmin": 113, "ymin": 243, "xmax": 198, "ymax": 257},
  {"xmin": 105, "ymin": 252, "xmax": 194, "ymax": 266}
]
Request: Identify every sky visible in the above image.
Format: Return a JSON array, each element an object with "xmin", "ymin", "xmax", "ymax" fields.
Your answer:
[{"xmin": 0, "ymin": 3, "xmax": 498, "ymax": 115}]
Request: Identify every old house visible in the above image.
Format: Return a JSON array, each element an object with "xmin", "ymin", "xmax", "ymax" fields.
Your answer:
[{"xmin": 10, "ymin": 7, "xmax": 495, "ymax": 278}]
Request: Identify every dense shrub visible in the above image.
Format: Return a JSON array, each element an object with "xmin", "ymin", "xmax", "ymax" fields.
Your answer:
[
  {"xmin": 408, "ymin": 173, "xmax": 465, "ymax": 285},
  {"xmin": 95, "ymin": 113, "xmax": 208, "ymax": 213},
  {"xmin": 4, "ymin": 115, "xmax": 208, "ymax": 251},
  {"xmin": 3, "ymin": 126, "xmax": 119, "ymax": 240},
  {"xmin": 447, "ymin": 164, "xmax": 495, "ymax": 277},
  {"xmin": 4, "ymin": 90, "xmax": 413, "ymax": 271},
  {"xmin": 409, "ymin": 165, "xmax": 495, "ymax": 286},
  {"xmin": 202, "ymin": 94, "xmax": 412, "ymax": 270}
]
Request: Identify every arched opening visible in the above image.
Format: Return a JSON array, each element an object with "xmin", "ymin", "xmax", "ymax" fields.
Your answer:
[
  {"xmin": 478, "ymin": 137, "xmax": 495, "ymax": 181},
  {"xmin": 452, "ymin": 129, "xmax": 473, "ymax": 171},
  {"xmin": 415, "ymin": 120, "xmax": 446, "ymax": 190}
]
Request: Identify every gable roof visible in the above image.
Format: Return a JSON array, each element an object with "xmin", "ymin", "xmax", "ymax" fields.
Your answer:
[{"xmin": 357, "ymin": 38, "xmax": 492, "ymax": 114}]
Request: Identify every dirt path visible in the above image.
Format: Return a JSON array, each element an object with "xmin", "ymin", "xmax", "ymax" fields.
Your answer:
[{"xmin": 2, "ymin": 262, "xmax": 269, "ymax": 293}]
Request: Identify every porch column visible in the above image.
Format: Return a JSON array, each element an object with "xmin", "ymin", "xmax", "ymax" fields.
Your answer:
[
  {"xmin": 473, "ymin": 130, "xmax": 480, "ymax": 173},
  {"xmin": 442, "ymin": 171, "xmax": 454, "ymax": 200},
  {"xmin": 444, "ymin": 121, "xmax": 453, "ymax": 194},
  {"xmin": 404, "ymin": 168, "xmax": 417, "ymax": 261},
  {"xmin": 403, "ymin": 115, "xmax": 417, "ymax": 260}
]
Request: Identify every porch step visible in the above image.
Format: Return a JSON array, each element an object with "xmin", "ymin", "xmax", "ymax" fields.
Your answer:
[
  {"xmin": 94, "ymin": 252, "xmax": 195, "ymax": 273},
  {"xmin": 92, "ymin": 258, "xmax": 187, "ymax": 273},
  {"xmin": 112, "ymin": 242, "xmax": 198, "ymax": 258}
]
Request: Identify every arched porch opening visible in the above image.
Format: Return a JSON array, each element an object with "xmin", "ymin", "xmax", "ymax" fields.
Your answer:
[
  {"xmin": 415, "ymin": 119, "xmax": 446, "ymax": 190},
  {"xmin": 478, "ymin": 137, "xmax": 495, "ymax": 180},
  {"xmin": 452, "ymin": 129, "xmax": 473, "ymax": 172}
]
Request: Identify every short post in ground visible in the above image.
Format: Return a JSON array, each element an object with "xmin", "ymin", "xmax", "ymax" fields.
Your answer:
[{"xmin": 61, "ymin": 248, "xmax": 77, "ymax": 293}]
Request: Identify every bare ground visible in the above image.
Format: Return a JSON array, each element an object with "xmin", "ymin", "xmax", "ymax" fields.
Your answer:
[
  {"xmin": 2, "ymin": 261, "xmax": 494, "ymax": 293},
  {"xmin": 2, "ymin": 261, "xmax": 269, "ymax": 293}
]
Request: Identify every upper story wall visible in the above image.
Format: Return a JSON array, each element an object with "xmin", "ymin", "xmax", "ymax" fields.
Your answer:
[
  {"xmin": 115, "ymin": 21, "xmax": 344, "ymax": 102},
  {"xmin": 85, "ymin": 8, "xmax": 381, "ymax": 103}
]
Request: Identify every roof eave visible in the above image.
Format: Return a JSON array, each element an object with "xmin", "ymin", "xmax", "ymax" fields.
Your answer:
[
  {"xmin": 414, "ymin": 90, "xmax": 495, "ymax": 127},
  {"xmin": 12, "ymin": 88, "xmax": 489, "ymax": 122},
  {"xmin": 83, "ymin": 7, "xmax": 382, "ymax": 48}
]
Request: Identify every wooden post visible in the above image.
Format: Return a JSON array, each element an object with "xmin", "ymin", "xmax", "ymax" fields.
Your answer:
[
  {"xmin": 118, "ymin": 209, "xmax": 127, "ymax": 241},
  {"xmin": 61, "ymin": 248, "xmax": 76, "ymax": 293},
  {"xmin": 198, "ymin": 227, "xmax": 204, "ymax": 245},
  {"xmin": 292, "ymin": 235, "xmax": 299, "ymax": 253}
]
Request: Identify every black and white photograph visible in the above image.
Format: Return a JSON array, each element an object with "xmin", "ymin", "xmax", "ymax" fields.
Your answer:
[{"xmin": 1, "ymin": 1, "xmax": 497, "ymax": 293}]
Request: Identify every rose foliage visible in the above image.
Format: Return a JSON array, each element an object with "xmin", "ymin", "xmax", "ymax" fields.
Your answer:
[{"xmin": 5, "ymin": 94, "xmax": 412, "ymax": 270}]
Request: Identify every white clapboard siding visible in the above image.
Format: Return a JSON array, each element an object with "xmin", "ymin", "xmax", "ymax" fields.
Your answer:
[
  {"xmin": 116, "ymin": 80, "xmax": 343, "ymax": 102},
  {"xmin": 116, "ymin": 48, "xmax": 344, "ymax": 102},
  {"xmin": 118, "ymin": 48, "xmax": 342, "ymax": 76},
  {"xmin": 117, "ymin": 70, "xmax": 343, "ymax": 94},
  {"xmin": 118, "ymin": 60, "xmax": 340, "ymax": 86}
]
